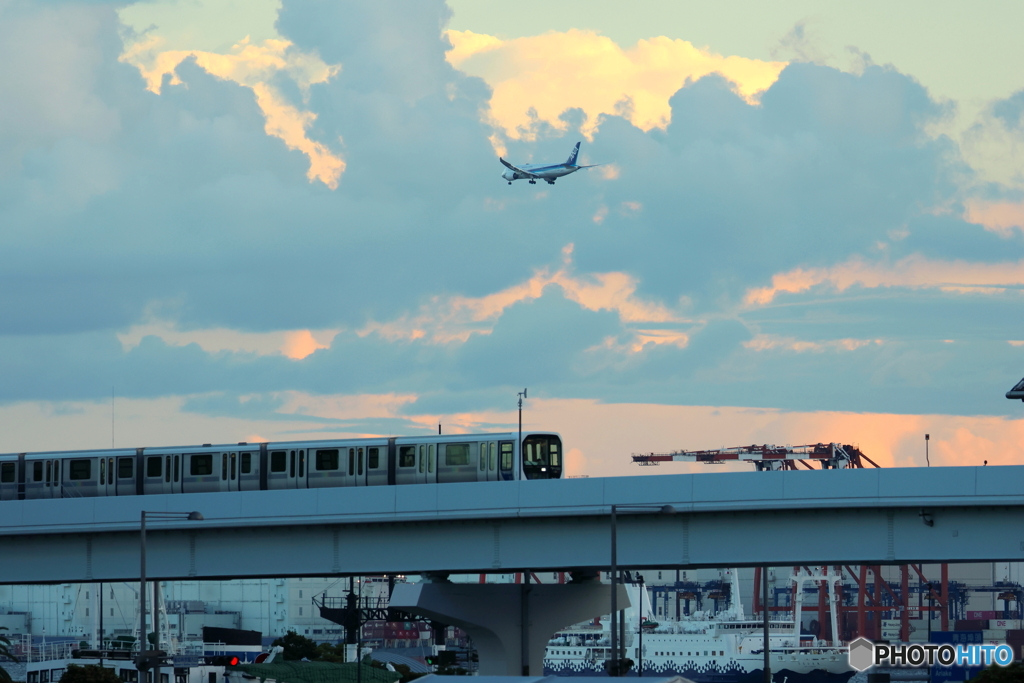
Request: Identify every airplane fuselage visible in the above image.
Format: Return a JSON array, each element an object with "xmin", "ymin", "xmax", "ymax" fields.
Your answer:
[
  {"xmin": 499, "ymin": 141, "xmax": 598, "ymax": 185},
  {"xmin": 501, "ymin": 163, "xmax": 580, "ymax": 184}
]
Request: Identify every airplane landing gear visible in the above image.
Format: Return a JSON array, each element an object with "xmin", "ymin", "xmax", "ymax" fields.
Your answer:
[
  {"xmin": 508, "ymin": 181, "xmax": 512, "ymax": 185},
  {"xmin": 546, "ymin": 180, "xmax": 556, "ymax": 185},
  {"xmin": 529, "ymin": 180, "xmax": 536, "ymax": 184}
]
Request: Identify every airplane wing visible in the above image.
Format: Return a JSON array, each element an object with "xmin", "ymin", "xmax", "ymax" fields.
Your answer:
[{"xmin": 499, "ymin": 157, "xmax": 540, "ymax": 178}]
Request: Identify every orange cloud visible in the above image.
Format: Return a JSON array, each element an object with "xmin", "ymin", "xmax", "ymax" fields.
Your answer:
[
  {"xmin": 118, "ymin": 318, "xmax": 340, "ymax": 359},
  {"xmin": 119, "ymin": 36, "xmax": 344, "ymax": 187},
  {"xmin": 446, "ymin": 29, "xmax": 786, "ymax": 140},
  {"xmin": 745, "ymin": 254, "xmax": 1024, "ymax": 305},
  {"xmin": 964, "ymin": 199, "xmax": 1024, "ymax": 237},
  {"xmin": 359, "ymin": 244, "xmax": 687, "ymax": 350}
]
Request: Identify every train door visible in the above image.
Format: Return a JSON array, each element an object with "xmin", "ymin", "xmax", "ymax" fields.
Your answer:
[
  {"xmin": 498, "ymin": 441, "xmax": 515, "ymax": 480},
  {"xmin": 267, "ymin": 449, "xmax": 301, "ymax": 489},
  {"xmin": 98, "ymin": 456, "xmax": 116, "ymax": 496},
  {"xmin": 366, "ymin": 445, "xmax": 387, "ymax": 486},
  {"xmin": 395, "ymin": 443, "xmax": 428, "ymax": 484},
  {"xmin": 218, "ymin": 452, "xmax": 240, "ymax": 492},
  {"xmin": 115, "ymin": 456, "xmax": 136, "ymax": 495},
  {"xmin": 344, "ymin": 447, "xmax": 366, "ymax": 487},
  {"xmin": 0, "ymin": 459, "xmax": 17, "ymax": 500},
  {"xmin": 143, "ymin": 455, "xmax": 173, "ymax": 495},
  {"xmin": 484, "ymin": 441, "xmax": 499, "ymax": 481},
  {"xmin": 238, "ymin": 451, "xmax": 259, "ymax": 491}
]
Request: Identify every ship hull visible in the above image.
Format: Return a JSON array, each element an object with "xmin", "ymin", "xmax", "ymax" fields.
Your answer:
[{"xmin": 544, "ymin": 661, "xmax": 856, "ymax": 683}]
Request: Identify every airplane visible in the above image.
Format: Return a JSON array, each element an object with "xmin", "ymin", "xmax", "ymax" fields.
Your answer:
[{"xmin": 499, "ymin": 141, "xmax": 601, "ymax": 185}]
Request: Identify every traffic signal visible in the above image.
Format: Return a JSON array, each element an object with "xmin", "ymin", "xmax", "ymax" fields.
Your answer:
[
  {"xmin": 208, "ymin": 656, "xmax": 240, "ymax": 667},
  {"xmin": 136, "ymin": 651, "xmax": 168, "ymax": 671}
]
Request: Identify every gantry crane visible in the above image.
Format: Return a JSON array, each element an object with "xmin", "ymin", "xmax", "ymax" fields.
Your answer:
[{"xmin": 631, "ymin": 442, "xmax": 880, "ymax": 470}]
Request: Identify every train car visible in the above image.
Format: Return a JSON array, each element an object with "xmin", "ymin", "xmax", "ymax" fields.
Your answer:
[{"xmin": 0, "ymin": 431, "xmax": 562, "ymax": 501}]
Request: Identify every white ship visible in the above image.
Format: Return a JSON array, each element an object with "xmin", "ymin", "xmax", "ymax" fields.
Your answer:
[{"xmin": 544, "ymin": 568, "xmax": 855, "ymax": 683}]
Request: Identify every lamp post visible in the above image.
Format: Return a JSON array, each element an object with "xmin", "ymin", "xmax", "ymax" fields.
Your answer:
[
  {"xmin": 517, "ymin": 389, "xmax": 527, "ymax": 460},
  {"xmin": 609, "ymin": 504, "xmax": 675, "ymax": 677},
  {"xmin": 139, "ymin": 511, "xmax": 204, "ymax": 683}
]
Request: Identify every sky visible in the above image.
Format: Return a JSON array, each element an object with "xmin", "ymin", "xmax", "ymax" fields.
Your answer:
[{"xmin": 2, "ymin": 0, "xmax": 1024, "ymax": 475}]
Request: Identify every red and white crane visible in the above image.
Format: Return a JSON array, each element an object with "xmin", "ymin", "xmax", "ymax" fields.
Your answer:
[{"xmin": 631, "ymin": 442, "xmax": 880, "ymax": 470}]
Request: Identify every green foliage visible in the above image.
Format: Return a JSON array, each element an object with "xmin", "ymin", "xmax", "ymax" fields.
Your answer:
[
  {"xmin": 972, "ymin": 662, "xmax": 1024, "ymax": 683},
  {"xmin": 0, "ymin": 626, "xmax": 19, "ymax": 683},
  {"xmin": 58, "ymin": 665, "xmax": 122, "ymax": 683},
  {"xmin": 270, "ymin": 631, "xmax": 320, "ymax": 661},
  {"xmin": 314, "ymin": 642, "xmax": 346, "ymax": 663}
]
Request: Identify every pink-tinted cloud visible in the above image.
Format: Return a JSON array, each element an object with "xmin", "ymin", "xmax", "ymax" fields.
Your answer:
[
  {"xmin": 118, "ymin": 318, "xmax": 340, "ymax": 359},
  {"xmin": 745, "ymin": 254, "xmax": 1024, "ymax": 305},
  {"xmin": 964, "ymin": 199, "xmax": 1024, "ymax": 237},
  {"xmin": 360, "ymin": 244, "xmax": 686, "ymax": 347}
]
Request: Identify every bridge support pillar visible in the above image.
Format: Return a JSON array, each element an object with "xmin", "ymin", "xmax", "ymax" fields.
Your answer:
[{"xmin": 390, "ymin": 580, "xmax": 629, "ymax": 676}]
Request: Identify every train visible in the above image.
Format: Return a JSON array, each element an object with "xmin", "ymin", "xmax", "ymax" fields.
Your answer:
[{"xmin": 0, "ymin": 431, "xmax": 563, "ymax": 500}]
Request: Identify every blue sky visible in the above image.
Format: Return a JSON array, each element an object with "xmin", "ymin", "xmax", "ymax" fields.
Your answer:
[{"xmin": 2, "ymin": 0, "xmax": 1024, "ymax": 473}]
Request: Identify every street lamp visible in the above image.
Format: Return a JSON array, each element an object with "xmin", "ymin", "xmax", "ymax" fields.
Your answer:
[
  {"xmin": 608, "ymin": 504, "xmax": 675, "ymax": 677},
  {"xmin": 139, "ymin": 511, "xmax": 204, "ymax": 683}
]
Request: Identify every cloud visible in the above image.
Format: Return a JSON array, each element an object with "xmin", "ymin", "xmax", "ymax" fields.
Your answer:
[
  {"xmin": 964, "ymin": 199, "xmax": 1024, "ymax": 236},
  {"xmin": 118, "ymin": 318, "xmax": 340, "ymax": 359},
  {"xmin": 359, "ymin": 244, "xmax": 685, "ymax": 344},
  {"xmin": 445, "ymin": 28, "xmax": 786, "ymax": 140},
  {"xmin": 119, "ymin": 28, "xmax": 344, "ymax": 187},
  {"xmin": 745, "ymin": 255, "xmax": 1024, "ymax": 305}
]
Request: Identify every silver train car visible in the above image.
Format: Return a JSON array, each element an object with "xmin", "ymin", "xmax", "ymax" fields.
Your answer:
[{"xmin": 0, "ymin": 431, "xmax": 563, "ymax": 501}]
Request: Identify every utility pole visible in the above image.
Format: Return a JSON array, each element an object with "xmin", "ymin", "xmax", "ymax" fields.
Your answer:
[{"xmin": 925, "ymin": 433, "xmax": 930, "ymax": 466}]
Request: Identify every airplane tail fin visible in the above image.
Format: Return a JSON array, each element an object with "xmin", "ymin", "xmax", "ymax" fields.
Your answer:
[{"xmin": 566, "ymin": 141, "xmax": 581, "ymax": 166}]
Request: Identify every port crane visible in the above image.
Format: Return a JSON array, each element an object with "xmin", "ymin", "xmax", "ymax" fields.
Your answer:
[{"xmin": 631, "ymin": 442, "xmax": 880, "ymax": 470}]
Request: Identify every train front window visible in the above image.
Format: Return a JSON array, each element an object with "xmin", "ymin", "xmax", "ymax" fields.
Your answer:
[
  {"xmin": 0, "ymin": 463, "xmax": 14, "ymax": 483},
  {"xmin": 521, "ymin": 435, "xmax": 563, "ymax": 480}
]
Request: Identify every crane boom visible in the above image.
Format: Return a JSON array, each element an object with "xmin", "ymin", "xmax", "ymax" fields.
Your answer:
[{"xmin": 631, "ymin": 442, "xmax": 880, "ymax": 470}]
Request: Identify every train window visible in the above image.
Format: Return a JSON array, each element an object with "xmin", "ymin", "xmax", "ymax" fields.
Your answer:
[
  {"xmin": 0, "ymin": 463, "xmax": 14, "ymax": 483},
  {"xmin": 118, "ymin": 458, "xmax": 134, "ymax": 479},
  {"xmin": 428, "ymin": 444, "xmax": 435, "ymax": 473},
  {"xmin": 316, "ymin": 449, "xmax": 339, "ymax": 471},
  {"xmin": 241, "ymin": 453, "xmax": 252, "ymax": 474},
  {"xmin": 290, "ymin": 451, "xmax": 296, "ymax": 478},
  {"xmin": 299, "ymin": 450, "xmax": 305, "ymax": 478},
  {"xmin": 174, "ymin": 455, "xmax": 180, "ymax": 482},
  {"xmin": 271, "ymin": 451, "xmax": 287, "ymax": 472},
  {"xmin": 190, "ymin": 455, "xmax": 213, "ymax": 476},
  {"xmin": 358, "ymin": 448, "xmax": 363, "ymax": 476},
  {"xmin": 99, "ymin": 459, "xmax": 105, "ymax": 485},
  {"xmin": 479, "ymin": 444, "xmax": 486, "ymax": 470},
  {"xmin": 399, "ymin": 446, "xmax": 415, "ymax": 467},
  {"xmin": 69, "ymin": 460, "xmax": 91, "ymax": 481},
  {"xmin": 34, "ymin": 461, "xmax": 43, "ymax": 481},
  {"xmin": 348, "ymin": 448, "xmax": 354, "ymax": 475},
  {"xmin": 550, "ymin": 442, "xmax": 560, "ymax": 467},
  {"xmin": 221, "ymin": 454, "xmax": 227, "ymax": 480},
  {"xmin": 500, "ymin": 443, "xmax": 513, "ymax": 471},
  {"xmin": 490, "ymin": 443, "xmax": 497, "ymax": 471},
  {"xmin": 419, "ymin": 445, "xmax": 425, "ymax": 473},
  {"xmin": 147, "ymin": 457, "xmax": 162, "ymax": 478},
  {"xmin": 46, "ymin": 461, "xmax": 52, "ymax": 484},
  {"xmin": 446, "ymin": 444, "xmax": 469, "ymax": 466},
  {"xmin": 368, "ymin": 447, "xmax": 379, "ymax": 469},
  {"xmin": 230, "ymin": 453, "xmax": 236, "ymax": 480},
  {"xmin": 165, "ymin": 456, "xmax": 171, "ymax": 482}
]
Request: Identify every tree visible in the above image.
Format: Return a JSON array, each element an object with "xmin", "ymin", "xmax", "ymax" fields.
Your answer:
[
  {"xmin": 0, "ymin": 627, "xmax": 19, "ymax": 683},
  {"xmin": 270, "ymin": 631, "xmax": 320, "ymax": 661},
  {"xmin": 58, "ymin": 665, "xmax": 122, "ymax": 683},
  {"xmin": 314, "ymin": 642, "xmax": 347, "ymax": 663}
]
